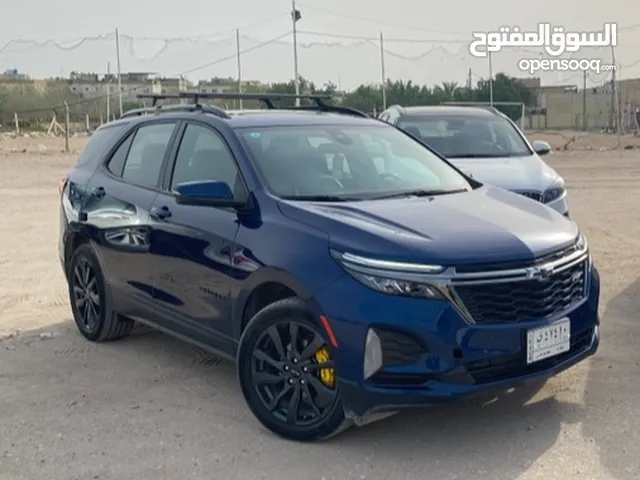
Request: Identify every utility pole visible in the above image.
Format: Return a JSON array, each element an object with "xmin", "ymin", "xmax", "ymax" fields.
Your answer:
[
  {"xmin": 115, "ymin": 28, "xmax": 123, "ymax": 117},
  {"xmin": 106, "ymin": 62, "xmax": 111, "ymax": 122},
  {"xmin": 611, "ymin": 45, "xmax": 621, "ymax": 146},
  {"xmin": 291, "ymin": 1, "xmax": 301, "ymax": 106},
  {"xmin": 467, "ymin": 68, "xmax": 472, "ymax": 91},
  {"xmin": 582, "ymin": 70, "xmax": 587, "ymax": 131},
  {"xmin": 379, "ymin": 32, "xmax": 387, "ymax": 110},
  {"xmin": 235, "ymin": 29, "xmax": 242, "ymax": 110},
  {"xmin": 488, "ymin": 51, "xmax": 493, "ymax": 106}
]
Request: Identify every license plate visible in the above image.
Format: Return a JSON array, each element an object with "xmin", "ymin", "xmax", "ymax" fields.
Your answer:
[{"xmin": 526, "ymin": 318, "xmax": 571, "ymax": 364}]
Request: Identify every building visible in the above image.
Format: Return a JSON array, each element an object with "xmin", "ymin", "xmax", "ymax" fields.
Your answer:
[
  {"xmin": 0, "ymin": 69, "xmax": 47, "ymax": 94},
  {"xmin": 68, "ymin": 71, "xmax": 161, "ymax": 103}
]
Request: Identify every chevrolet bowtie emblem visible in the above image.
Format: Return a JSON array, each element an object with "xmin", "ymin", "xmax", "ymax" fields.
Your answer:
[{"xmin": 526, "ymin": 265, "xmax": 554, "ymax": 281}]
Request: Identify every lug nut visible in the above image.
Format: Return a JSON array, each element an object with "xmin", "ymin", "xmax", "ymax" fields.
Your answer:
[
  {"xmin": 292, "ymin": 358, "xmax": 298, "ymax": 364},
  {"xmin": 288, "ymin": 378, "xmax": 294, "ymax": 384}
]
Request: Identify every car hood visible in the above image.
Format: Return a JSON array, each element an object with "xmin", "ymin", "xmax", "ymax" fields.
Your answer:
[
  {"xmin": 445, "ymin": 154, "xmax": 557, "ymax": 191},
  {"xmin": 277, "ymin": 185, "xmax": 577, "ymax": 266}
]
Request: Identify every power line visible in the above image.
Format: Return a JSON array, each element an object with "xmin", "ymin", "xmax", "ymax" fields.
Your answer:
[
  {"xmin": 297, "ymin": 30, "xmax": 468, "ymax": 44},
  {"xmin": 0, "ymin": 13, "xmax": 289, "ymax": 55},
  {"xmin": 0, "ymin": 31, "xmax": 292, "ymax": 114},
  {"xmin": 295, "ymin": 2, "xmax": 469, "ymax": 37}
]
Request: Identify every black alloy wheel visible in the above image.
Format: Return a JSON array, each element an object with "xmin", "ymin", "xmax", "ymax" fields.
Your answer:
[
  {"xmin": 237, "ymin": 298, "xmax": 350, "ymax": 442},
  {"xmin": 251, "ymin": 321, "xmax": 338, "ymax": 427},
  {"xmin": 71, "ymin": 257, "xmax": 101, "ymax": 334},
  {"xmin": 67, "ymin": 244, "xmax": 134, "ymax": 342}
]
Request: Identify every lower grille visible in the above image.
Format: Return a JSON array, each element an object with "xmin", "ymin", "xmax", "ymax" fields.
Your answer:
[
  {"xmin": 467, "ymin": 326, "xmax": 594, "ymax": 384},
  {"xmin": 453, "ymin": 260, "xmax": 587, "ymax": 324},
  {"xmin": 512, "ymin": 190, "xmax": 542, "ymax": 202},
  {"xmin": 376, "ymin": 329, "xmax": 427, "ymax": 366}
]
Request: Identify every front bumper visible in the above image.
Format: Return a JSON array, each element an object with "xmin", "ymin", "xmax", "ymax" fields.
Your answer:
[
  {"xmin": 314, "ymin": 266, "xmax": 600, "ymax": 419},
  {"xmin": 339, "ymin": 325, "xmax": 598, "ymax": 418}
]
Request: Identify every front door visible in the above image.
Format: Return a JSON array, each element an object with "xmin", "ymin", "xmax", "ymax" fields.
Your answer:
[{"xmin": 148, "ymin": 121, "xmax": 248, "ymax": 353}]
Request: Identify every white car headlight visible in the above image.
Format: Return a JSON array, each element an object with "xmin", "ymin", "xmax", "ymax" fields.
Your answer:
[{"xmin": 542, "ymin": 178, "xmax": 566, "ymax": 204}]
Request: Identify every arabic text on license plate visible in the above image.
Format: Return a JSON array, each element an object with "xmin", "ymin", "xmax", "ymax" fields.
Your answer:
[{"xmin": 526, "ymin": 319, "xmax": 571, "ymax": 364}]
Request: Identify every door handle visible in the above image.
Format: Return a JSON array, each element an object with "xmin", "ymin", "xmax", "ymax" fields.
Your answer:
[
  {"xmin": 91, "ymin": 186, "xmax": 106, "ymax": 199},
  {"xmin": 150, "ymin": 205, "xmax": 172, "ymax": 220}
]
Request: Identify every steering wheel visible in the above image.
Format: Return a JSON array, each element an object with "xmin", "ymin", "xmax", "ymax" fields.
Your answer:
[
  {"xmin": 477, "ymin": 139, "xmax": 504, "ymax": 151},
  {"xmin": 315, "ymin": 174, "xmax": 344, "ymax": 190},
  {"xmin": 379, "ymin": 172, "xmax": 404, "ymax": 183},
  {"xmin": 294, "ymin": 175, "xmax": 344, "ymax": 195}
]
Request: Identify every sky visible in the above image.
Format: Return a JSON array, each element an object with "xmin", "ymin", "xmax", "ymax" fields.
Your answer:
[{"xmin": 0, "ymin": 0, "xmax": 638, "ymax": 90}]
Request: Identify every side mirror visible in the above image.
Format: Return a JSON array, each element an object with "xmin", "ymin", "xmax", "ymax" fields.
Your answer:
[
  {"xmin": 531, "ymin": 140, "xmax": 551, "ymax": 156},
  {"xmin": 173, "ymin": 180, "xmax": 245, "ymax": 208}
]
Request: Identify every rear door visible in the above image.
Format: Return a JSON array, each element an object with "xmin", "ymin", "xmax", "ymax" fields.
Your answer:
[
  {"xmin": 148, "ymin": 120, "xmax": 248, "ymax": 353},
  {"xmin": 83, "ymin": 119, "xmax": 180, "ymax": 321}
]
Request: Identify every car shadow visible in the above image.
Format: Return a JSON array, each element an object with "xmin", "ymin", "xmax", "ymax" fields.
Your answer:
[
  {"xmin": 3, "ymin": 319, "xmax": 580, "ymax": 480},
  {"xmin": 581, "ymin": 278, "xmax": 640, "ymax": 478},
  {"xmin": 326, "ymin": 382, "xmax": 582, "ymax": 479},
  {"xmin": 4, "ymin": 281, "xmax": 633, "ymax": 480}
]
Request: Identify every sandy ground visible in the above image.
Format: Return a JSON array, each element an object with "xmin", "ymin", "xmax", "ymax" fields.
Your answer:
[{"xmin": 0, "ymin": 133, "xmax": 639, "ymax": 480}]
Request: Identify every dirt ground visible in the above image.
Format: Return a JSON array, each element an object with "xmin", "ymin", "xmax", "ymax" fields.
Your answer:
[{"xmin": 0, "ymin": 132, "xmax": 639, "ymax": 480}]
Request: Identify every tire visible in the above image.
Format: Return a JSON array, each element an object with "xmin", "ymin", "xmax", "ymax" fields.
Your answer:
[
  {"xmin": 67, "ymin": 243, "xmax": 134, "ymax": 342},
  {"xmin": 237, "ymin": 297, "xmax": 351, "ymax": 442}
]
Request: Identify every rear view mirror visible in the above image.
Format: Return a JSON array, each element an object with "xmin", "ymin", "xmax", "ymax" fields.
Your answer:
[
  {"xmin": 173, "ymin": 180, "xmax": 245, "ymax": 208},
  {"xmin": 531, "ymin": 140, "xmax": 551, "ymax": 156}
]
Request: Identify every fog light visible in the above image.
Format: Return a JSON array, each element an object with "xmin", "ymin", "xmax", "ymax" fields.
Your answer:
[{"xmin": 364, "ymin": 329, "xmax": 383, "ymax": 380}]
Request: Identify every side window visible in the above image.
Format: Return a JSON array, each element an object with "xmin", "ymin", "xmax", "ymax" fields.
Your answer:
[
  {"xmin": 77, "ymin": 123, "xmax": 126, "ymax": 166},
  {"xmin": 106, "ymin": 134, "xmax": 133, "ymax": 177},
  {"xmin": 170, "ymin": 124, "xmax": 242, "ymax": 194},
  {"xmin": 120, "ymin": 123, "xmax": 176, "ymax": 189}
]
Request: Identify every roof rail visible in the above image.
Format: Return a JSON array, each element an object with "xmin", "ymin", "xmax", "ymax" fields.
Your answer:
[
  {"xmin": 285, "ymin": 104, "xmax": 370, "ymax": 118},
  {"xmin": 130, "ymin": 92, "xmax": 368, "ymax": 118},
  {"xmin": 121, "ymin": 102, "xmax": 230, "ymax": 119}
]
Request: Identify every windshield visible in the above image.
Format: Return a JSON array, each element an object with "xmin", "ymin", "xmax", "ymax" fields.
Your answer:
[
  {"xmin": 237, "ymin": 124, "xmax": 472, "ymax": 200},
  {"xmin": 397, "ymin": 115, "xmax": 532, "ymax": 158}
]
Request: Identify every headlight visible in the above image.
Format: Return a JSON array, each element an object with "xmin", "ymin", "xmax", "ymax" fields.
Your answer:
[
  {"xmin": 542, "ymin": 178, "xmax": 566, "ymax": 204},
  {"xmin": 331, "ymin": 250, "xmax": 446, "ymax": 299},
  {"xmin": 576, "ymin": 232, "xmax": 587, "ymax": 251}
]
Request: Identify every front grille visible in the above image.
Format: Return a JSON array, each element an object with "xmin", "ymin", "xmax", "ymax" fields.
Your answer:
[
  {"xmin": 453, "ymin": 260, "xmax": 587, "ymax": 324},
  {"xmin": 467, "ymin": 326, "xmax": 594, "ymax": 384},
  {"xmin": 512, "ymin": 190, "xmax": 542, "ymax": 202}
]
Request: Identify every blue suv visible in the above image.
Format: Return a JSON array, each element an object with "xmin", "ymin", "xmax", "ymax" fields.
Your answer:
[{"xmin": 58, "ymin": 92, "xmax": 600, "ymax": 442}]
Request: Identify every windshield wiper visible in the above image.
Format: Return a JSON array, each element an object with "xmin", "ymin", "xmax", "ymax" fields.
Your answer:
[
  {"xmin": 372, "ymin": 188, "xmax": 468, "ymax": 200},
  {"xmin": 280, "ymin": 194, "xmax": 359, "ymax": 202}
]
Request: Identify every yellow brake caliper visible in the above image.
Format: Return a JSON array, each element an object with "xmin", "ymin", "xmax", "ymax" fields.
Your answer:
[{"xmin": 313, "ymin": 347, "xmax": 336, "ymax": 388}]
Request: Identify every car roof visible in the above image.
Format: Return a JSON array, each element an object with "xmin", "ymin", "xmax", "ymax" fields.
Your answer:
[{"xmin": 398, "ymin": 106, "xmax": 499, "ymax": 118}]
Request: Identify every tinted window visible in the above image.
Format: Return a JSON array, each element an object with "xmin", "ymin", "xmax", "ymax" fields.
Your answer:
[
  {"xmin": 121, "ymin": 123, "xmax": 176, "ymax": 188},
  {"xmin": 77, "ymin": 124, "xmax": 126, "ymax": 166},
  {"xmin": 238, "ymin": 125, "xmax": 471, "ymax": 200},
  {"xmin": 397, "ymin": 115, "xmax": 531, "ymax": 158},
  {"xmin": 106, "ymin": 134, "xmax": 133, "ymax": 176},
  {"xmin": 170, "ymin": 124, "xmax": 241, "ymax": 193}
]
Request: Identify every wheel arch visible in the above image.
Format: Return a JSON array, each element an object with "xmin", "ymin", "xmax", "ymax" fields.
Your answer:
[{"xmin": 232, "ymin": 267, "xmax": 324, "ymax": 340}]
